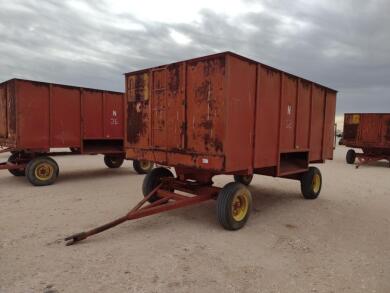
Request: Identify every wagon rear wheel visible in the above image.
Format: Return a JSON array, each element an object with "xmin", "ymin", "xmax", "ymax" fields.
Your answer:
[
  {"xmin": 26, "ymin": 157, "xmax": 59, "ymax": 186},
  {"xmin": 300, "ymin": 167, "xmax": 322, "ymax": 200},
  {"xmin": 142, "ymin": 167, "xmax": 174, "ymax": 203},
  {"xmin": 217, "ymin": 182, "xmax": 252, "ymax": 230},
  {"xmin": 133, "ymin": 160, "xmax": 154, "ymax": 174},
  {"xmin": 104, "ymin": 154, "xmax": 124, "ymax": 168},
  {"xmin": 346, "ymin": 149, "xmax": 356, "ymax": 164},
  {"xmin": 7, "ymin": 153, "xmax": 26, "ymax": 177},
  {"xmin": 234, "ymin": 174, "xmax": 253, "ymax": 186}
]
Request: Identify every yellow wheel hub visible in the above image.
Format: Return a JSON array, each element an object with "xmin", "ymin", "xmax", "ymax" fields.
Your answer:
[
  {"xmin": 35, "ymin": 163, "xmax": 54, "ymax": 181},
  {"xmin": 231, "ymin": 191, "xmax": 249, "ymax": 221},
  {"xmin": 140, "ymin": 160, "xmax": 151, "ymax": 170},
  {"xmin": 312, "ymin": 173, "xmax": 321, "ymax": 193}
]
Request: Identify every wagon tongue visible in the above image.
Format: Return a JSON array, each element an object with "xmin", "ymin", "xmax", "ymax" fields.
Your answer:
[
  {"xmin": 64, "ymin": 184, "xmax": 163, "ymax": 246},
  {"xmin": 64, "ymin": 215, "xmax": 129, "ymax": 246},
  {"xmin": 64, "ymin": 232, "xmax": 87, "ymax": 246}
]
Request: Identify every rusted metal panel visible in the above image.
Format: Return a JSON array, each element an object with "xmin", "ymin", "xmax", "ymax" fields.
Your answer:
[
  {"xmin": 295, "ymin": 80, "xmax": 312, "ymax": 150},
  {"xmin": 309, "ymin": 85, "xmax": 326, "ymax": 161},
  {"xmin": 323, "ymin": 91, "xmax": 337, "ymax": 159},
  {"xmin": 18, "ymin": 80, "xmax": 51, "ymax": 149},
  {"xmin": 254, "ymin": 66, "xmax": 281, "ymax": 168},
  {"xmin": 125, "ymin": 52, "xmax": 337, "ymax": 175},
  {"xmin": 343, "ymin": 113, "xmax": 390, "ymax": 149},
  {"xmin": 51, "ymin": 85, "xmax": 81, "ymax": 147},
  {"xmin": 126, "ymin": 73, "xmax": 150, "ymax": 147},
  {"xmin": 186, "ymin": 56, "xmax": 226, "ymax": 154},
  {"xmin": 0, "ymin": 83, "xmax": 7, "ymax": 138},
  {"xmin": 224, "ymin": 55, "xmax": 256, "ymax": 171},
  {"xmin": 280, "ymin": 74, "xmax": 298, "ymax": 152}
]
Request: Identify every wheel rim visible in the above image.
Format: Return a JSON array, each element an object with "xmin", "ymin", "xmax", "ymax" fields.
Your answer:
[
  {"xmin": 140, "ymin": 160, "xmax": 152, "ymax": 171},
  {"xmin": 231, "ymin": 191, "xmax": 249, "ymax": 221},
  {"xmin": 312, "ymin": 173, "xmax": 321, "ymax": 193},
  {"xmin": 35, "ymin": 163, "xmax": 54, "ymax": 181}
]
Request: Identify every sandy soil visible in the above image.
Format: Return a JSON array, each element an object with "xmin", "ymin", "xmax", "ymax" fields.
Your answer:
[{"xmin": 0, "ymin": 146, "xmax": 389, "ymax": 293}]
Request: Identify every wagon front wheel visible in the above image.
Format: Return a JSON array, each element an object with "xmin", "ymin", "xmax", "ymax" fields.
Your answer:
[
  {"xmin": 142, "ymin": 167, "xmax": 174, "ymax": 203},
  {"xmin": 133, "ymin": 160, "xmax": 154, "ymax": 174},
  {"xmin": 217, "ymin": 182, "xmax": 252, "ymax": 230},
  {"xmin": 26, "ymin": 157, "xmax": 59, "ymax": 186},
  {"xmin": 346, "ymin": 149, "xmax": 356, "ymax": 164},
  {"xmin": 7, "ymin": 153, "xmax": 26, "ymax": 177},
  {"xmin": 104, "ymin": 154, "xmax": 124, "ymax": 168},
  {"xmin": 300, "ymin": 167, "xmax": 322, "ymax": 200},
  {"xmin": 234, "ymin": 174, "xmax": 253, "ymax": 186}
]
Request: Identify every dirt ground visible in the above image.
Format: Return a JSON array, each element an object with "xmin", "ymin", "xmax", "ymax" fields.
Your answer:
[{"xmin": 0, "ymin": 146, "xmax": 389, "ymax": 293}]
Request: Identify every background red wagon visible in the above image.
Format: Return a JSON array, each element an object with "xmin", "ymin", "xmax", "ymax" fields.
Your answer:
[
  {"xmin": 342, "ymin": 113, "xmax": 390, "ymax": 167},
  {"xmin": 0, "ymin": 79, "xmax": 153, "ymax": 186}
]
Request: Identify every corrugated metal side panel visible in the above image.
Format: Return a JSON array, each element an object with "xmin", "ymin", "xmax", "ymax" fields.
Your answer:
[
  {"xmin": 83, "ymin": 90, "xmax": 104, "ymax": 139},
  {"xmin": 309, "ymin": 85, "xmax": 326, "ymax": 161},
  {"xmin": 186, "ymin": 56, "xmax": 226, "ymax": 155},
  {"xmin": 50, "ymin": 85, "xmax": 81, "ymax": 147},
  {"xmin": 0, "ymin": 83, "xmax": 7, "ymax": 138},
  {"xmin": 323, "ymin": 91, "xmax": 337, "ymax": 159},
  {"xmin": 254, "ymin": 66, "xmax": 281, "ymax": 168},
  {"xmin": 279, "ymin": 75, "xmax": 298, "ymax": 151},
  {"xmin": 165, "ymin": 63, "xmax": 186, "ymax": 149},
  {"xmin": 224, "ymin": 54, "xmax": 256, "ymax": 172},
  {"xmin": 103, "ymin": 92, "xmax": 124, "ymax": 139},
  {"xmin": 359, "ymin": 114, "xmax": 382, "ymax": 143},
  {"xmin": 295, "ymin": 80, "xmax": 311, "ymax": 150},
  {"xmin": 7, "ymin": 81, "xmax": 17, "ymax": 142},
  {"xmin": 126, "ymin": 73, "xmax": 151, "ymax": 148},
  {"xmin": 17, "ymin": 80, "xmax": 50, "ymax": 149},
  {"xmin": 381, "ymin": 115, "xmax": 390, "ymax": 145}
]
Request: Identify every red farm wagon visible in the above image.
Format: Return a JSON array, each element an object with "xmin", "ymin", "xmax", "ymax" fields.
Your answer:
[
  {"xmin": 66, "ymin": 52, "xmax": 337, "ymax": 245},
  {"xmin": 342, "ymin": 113, "xmax": 390, "ymax": 167},
  {"xmin": 0, "ymin": 79, "xmax": 153, "ymax": 186}
]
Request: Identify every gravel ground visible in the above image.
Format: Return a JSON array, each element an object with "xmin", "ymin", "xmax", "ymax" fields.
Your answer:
[{"xmin": 0, "ymin": 146, "xmax": 389, "ymax": 293}]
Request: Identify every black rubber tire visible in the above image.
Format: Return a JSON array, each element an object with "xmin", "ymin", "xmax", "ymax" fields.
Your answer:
[
  {"xmin": 216, "ymin": 182, "xmax": 252, "ymax": 230},
  {"xmin": 133, "ymin": 160, "xmax": 154, "ymax": 174},
  {"xmin": 346, "ymin": 149, "xmax": 356, "ymax": 164},
  {"xmin": 69, "ymin": 147, "xmax": 80, "ymax": 153},
  {"xmin": 300, "ymin": 167, "xmax": 322, "ymax": 200},
  {"xmin": 7, "ymin": 153, "xmax": 26, "ymax": 177},
  {"xmin": 26, "ymin": 157, "xmax": 59, "ymax": 186},
  {"xmin": 234, "ymin": 174, "xmax": 253, "ymax": 186},
  {"xmin": 104, "ymin": 155, "xmax": 124, "ymax": 168},
  {"xmin": 142, "ymin": 167, "xmax": 174, "ymax": 203}
]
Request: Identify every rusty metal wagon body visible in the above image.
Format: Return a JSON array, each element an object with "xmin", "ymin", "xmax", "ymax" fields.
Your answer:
[
  {"xmin": 342, "ymin": 113, "xmax": 390, "ymax": 167},
  {"xmin": 0, "ymin": 78, "xmax": 152, "ymax": 186},
  {"xmin": 66, "ymin": 52, "xmax": 337, "ymax": 245}
]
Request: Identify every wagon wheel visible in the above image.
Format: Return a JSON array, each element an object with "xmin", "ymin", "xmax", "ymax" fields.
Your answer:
[
  {"xmin": 104, "ymin": 155, "xmax": 124, "ymax": 168},
  {"xmin": 300, "ymin": 167, "xmax": 322, "ymax": 199},
  {"xmin": 217, "ymin": 182, "xmax": 252, "ymax": 230},
  {"xmin": 133, "ymin": 160, "xmax": 154, "ymax": 174},
  {"xmin": 7, "ymin": 153, "xmax": 26, "ymax": 177},
  {"xmin": 142, "ymin": 167, "xmax": 174, "ymax": 203},
  {"xmin": 346, "ymin": 149, "xmax": 356, "ymax": 164},
  {"xmin": 26, "ymin": 157, "xmax": 59, "ymax": 186},
  {"xmin": 233, "ymin": 174, "xmax": 253, "ymax": 186}
]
